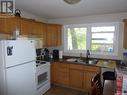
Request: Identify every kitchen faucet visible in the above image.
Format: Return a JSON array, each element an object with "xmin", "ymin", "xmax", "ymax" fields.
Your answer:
[{"xmin": 86, "ymin": 50, "xmax": 90, "ymax": 63}]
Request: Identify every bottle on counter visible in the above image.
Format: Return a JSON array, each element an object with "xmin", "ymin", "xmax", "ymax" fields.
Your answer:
[
  {"xmin": 49, "ymin": 53, "xmax": 53, "ymax": 60},
  {"xmin": 43, "ymin": 48, "xmax": 50, "ymax": 61},
  {"xmin": 86, "ymin": 50, "xmax": 90, "ymax": 63},
  {"xmin": 80, "ymin": 53, "xmax": 83, "ymax": 60}
]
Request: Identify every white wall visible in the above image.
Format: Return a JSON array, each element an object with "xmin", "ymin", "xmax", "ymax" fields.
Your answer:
[
  {"xmin": 48, "ymin": 12, "xmax": 127, "ymax": 24},
  {"xmin": 20, "ymin": 11, "xmax": 48, "ymax": 23},
  {"xmin": 48, "ymin": 12, "xmax": 127, "ymax": 60}
]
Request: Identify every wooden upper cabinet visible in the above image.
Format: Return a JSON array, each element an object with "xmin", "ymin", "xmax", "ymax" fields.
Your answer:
[
  {"xmin": 41, "ymin": 23, "xmax": 47, "ymax": 47},
  {"xmin": 46, "ymin": 24, "xmax": 62, "ymax": 47},
  {"xmin": 0, "ymin": 18, "xmax": 6, "ymax": 33},
  {"xmin": 123, "ymin": 19, "xmax": 127, "ymax": 48},
  {"xmin": 0, "ymin": 17, "xmax": 61, "ymax": 47},
  {"xmin": 46, "ymin": 24, "xmax": 55, "ymax": 46},
  {"xmin": 20, "ymin": 18, "xmax": 35, "ymax": 35},
  {"xmin": 5, "ymin": 17, "xmax": 21, "ymax": 34},
  {"xmin": 57, "ymin": 25, "xmax": 62, "ymax": 46},
  {"xmin": 0, "ymin": 17, "xmax": 20, "ymax": 34},
  {"xmin": 32, "ymin": 21, "xmax": 42, "ymax": 36}
]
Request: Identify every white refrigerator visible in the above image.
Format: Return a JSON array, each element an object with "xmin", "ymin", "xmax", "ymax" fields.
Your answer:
[{"xmin": 0, "ymin": 40, "xmax": 37, "ymax": 95}]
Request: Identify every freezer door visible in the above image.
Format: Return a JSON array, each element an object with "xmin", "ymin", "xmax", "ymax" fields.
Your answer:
[
  {"xmin": 3, "ymin": 40, "xmax": 36, "ymax": 68},
  {"xmin": 6, "ymin": 62, "xmax": 36, "ymax": 95}
]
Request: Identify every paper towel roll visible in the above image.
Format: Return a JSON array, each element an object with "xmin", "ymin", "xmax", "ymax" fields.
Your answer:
[{"xmin": 59, "ymin": 51, "xmax": 63, "ymax": 59}]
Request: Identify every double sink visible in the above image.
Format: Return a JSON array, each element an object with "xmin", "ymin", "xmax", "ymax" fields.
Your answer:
[{"xmin": 66, "ymin": 58, "xmax": 98, "ymax": 65}]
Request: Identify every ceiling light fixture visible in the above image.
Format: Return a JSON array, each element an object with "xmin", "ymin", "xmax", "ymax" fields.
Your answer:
[{"xmin": 63, "ymin": 0, "xmax": 81, "ymax": 5}]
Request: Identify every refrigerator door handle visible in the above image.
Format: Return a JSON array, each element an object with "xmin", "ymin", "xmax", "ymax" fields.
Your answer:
[{"xmin": 7, "ymin": 46, "xmax": 13, "ymax": 56}]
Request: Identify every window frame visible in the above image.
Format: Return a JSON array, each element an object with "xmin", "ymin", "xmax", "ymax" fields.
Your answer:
[
  {"xmin": 64, "ymin": 24, "xmax": 88, "ymax": 53},
  {"xmin": 63, "ymin": 22, "xmax": 119, "ymax": 56}
]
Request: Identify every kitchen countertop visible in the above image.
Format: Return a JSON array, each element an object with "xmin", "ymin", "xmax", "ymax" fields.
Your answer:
[
  {"xmin": 96, "ymin": 60, "xmax": 116, "ymax": 69},
  {"xmin": 51, "ymin": 59, "xmax": 117, "ymax": 69},
  {"xmin": 50, "ymin": 59, "xmax": 99, "ymax": 67}
]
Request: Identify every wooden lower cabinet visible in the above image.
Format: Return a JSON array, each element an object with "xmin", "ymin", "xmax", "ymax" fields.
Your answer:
[
  {"xmin": 50, "ymin": 63, "xmax": 54, "ymax": 83},
  {"xmin": 57, "ymin": 63, "xmax": 69, "ymax": 85},
  {"xmin": 51, "ymin": 62, "xmax": 69, "ymax": 86},
  {"xmin": 57, "ymin": 71, "xmax": 69, "ymax": 85},
  {"xmin": 84, "ymin": 71, "xmax": 99, "ymax": 92},
  {"xmin": 69, "ymin": 69, "xmax": 84, "ymax": 89},
  {"xmin": 51, "ymin": 62, "xmax": 100, "ymax": 92},
  {"xmin": 51, "ymin": 63, "xmax": 58, "ymax": 83}
]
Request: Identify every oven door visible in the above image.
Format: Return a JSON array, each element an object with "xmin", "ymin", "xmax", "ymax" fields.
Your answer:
[{"xmin": 36, "ymin": 65, "xmax": 50, "ymax": 89}]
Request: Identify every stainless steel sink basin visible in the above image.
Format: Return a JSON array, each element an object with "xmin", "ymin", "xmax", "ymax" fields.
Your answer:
[{"xmin": 66, "ymin": 58, "xmax": 97, "ymax": 65}]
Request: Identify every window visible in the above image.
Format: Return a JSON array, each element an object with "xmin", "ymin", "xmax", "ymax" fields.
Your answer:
[
  {"xmin": 64, "ymin": 22, "xmax": 119, "ymax": 55},
  {"xmin": 91, "ymin": 26, "xmax": 115, "ymax": 53},
  {"xmin": 67, "ymin": 27, "xmax": 87, "ymax": 50}
]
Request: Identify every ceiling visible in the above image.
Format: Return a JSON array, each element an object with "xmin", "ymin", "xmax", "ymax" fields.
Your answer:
[{"xmin": 15, "ymin": 0, "xmax": 127, "ymax": 19}]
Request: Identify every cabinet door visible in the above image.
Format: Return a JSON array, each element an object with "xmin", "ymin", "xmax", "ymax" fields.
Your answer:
[
  {"xmin": 84, "ymin": 70, "xmax": 100, "ymax": 92},
  {"xmin": 50, "ymin": 63, "xmax": 54, "ymax": 83},
  {"xmin": 32, "ymin": 21, "xmax": 42, "ymax": 36},
  {"xmin": 58, "ymin": 71, "xmax": 69, "ymax": 85},
  {"xmin": 69, "ymin": 69, "xmax": 84, "ymax": 89},
  {"xmin": 57, "ymin": 25, "xmax": 62, "ymax": 46},
  {"xmin": 46, "ymin": 24, "xmax": 62, "ymax": 47},
  {"xmin": 52, "ymin": 63, "xmax": 59, "ymax": 83},
  {"xmin": 57, "ymin": 63, "xmax": 69, "ymax": 85},
  {"xmin": 124, "ymin": 22, "xmax": 127, "ymax": 48},
  {"xmin": 46, "ymin": 24, "xmax": 52, "ymax": 46},
  {"xmin": 0, "ymin": 18, "xmax": 6, "ymax": 33},
  {"xmin": 41, "ymin": 23, "xmax": 47, "ymax": 47},
  {"xmin": 20, "ymin": 18, "xmax": 34, "ymax": 35},
  {"xmin": 5, "ymin": 17, "xmax": 20, "ymax": 34},
  {"xmin": 46, "ymin": 24, "xmax": 55, "ymax": 46},
  {"xmin": 51, "ymin": 63, "xmax": 69, "ymax": 86},
  {"xmin": 0, "ymin": 17, "xmax": 20, "ymax": 34}
]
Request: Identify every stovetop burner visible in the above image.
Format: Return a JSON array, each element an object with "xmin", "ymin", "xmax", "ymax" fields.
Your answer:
[{"xmin": 36, "ymin": 60, "xmax": 47, "ymax": 67}]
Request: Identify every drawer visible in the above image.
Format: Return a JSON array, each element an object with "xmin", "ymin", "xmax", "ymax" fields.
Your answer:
[
  {"xmin": 59, "ymin": 63, "xmax": 69, "ymax": 68},
  {"xmin": 58, "ymin": 72, "xmax": 69, "ymax": 85},
  {"xmin": 69, "ymin": 64, "xmax": 84, "ymax": 70},
  {"xmin": 84, "ymin": 66, "xmax": 100, "ymax": 71}
]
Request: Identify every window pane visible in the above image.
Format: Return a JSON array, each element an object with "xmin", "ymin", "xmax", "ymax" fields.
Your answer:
[
  {"xmin": 92, "ymin": 33, "xmax": 114, "ymax": 44},
  {"xmin": 92, "ymin": 26, "xmax": 115, "ymax": 32},
  {"xmin": 91, "ymin": 44, "xmax": 113, "ymax": 52},
  {"xmin": 67, "ymin": 28, "xmax": 87, "ymax": 50},
  {"xmin": 91, "ymin": 26, "xmax": 115, "ymax": 53}
]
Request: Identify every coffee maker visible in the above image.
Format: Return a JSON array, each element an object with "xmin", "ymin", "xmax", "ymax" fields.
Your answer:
[
  {"xmin": 43, "ymin": 48, "xmax": 50, "ymax": 61},
  {"xmin": 53, "ymin": 49, "xmax": 59, "ymax": 60}
]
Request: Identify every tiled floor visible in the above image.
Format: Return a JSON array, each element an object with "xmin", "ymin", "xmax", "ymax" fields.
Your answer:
[{"xmin": 44, "ymin": 85, "xmax": 88, "ymax": 95}]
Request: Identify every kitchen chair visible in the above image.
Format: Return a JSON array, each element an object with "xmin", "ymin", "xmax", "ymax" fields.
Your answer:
[{"xmin": 91, "ymin": 73, "xmax": 103, "ymax": 95}]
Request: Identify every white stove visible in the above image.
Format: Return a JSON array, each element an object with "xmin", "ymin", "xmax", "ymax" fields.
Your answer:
[
  {"xmin": 36, "ymin": 61, "xmax": 47, "ymax": 67},
  {"xmin": 36, "ymin": 61, "xmax": 50, "ymax": 95}
]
